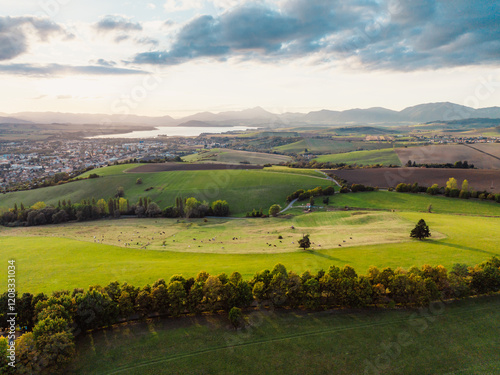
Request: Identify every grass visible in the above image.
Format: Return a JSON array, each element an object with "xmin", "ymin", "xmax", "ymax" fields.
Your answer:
[
  {"xmin": 326, "ymin": 191, "xmax": 500, "ymax": 216},
  {"xmin": 275, "ymin": 139, "xmax": 394, "ymax": 154},
  {"xmin": 314, "ymin": 148, "xmax": 402, "ymax": 166},
  {"xmin": 70, "ymin": 295, "xmax": 500, "ymax": 374},
  {"xmin": 0, "ymin": 165, "xmax": 332, "ymax": 215},
  {"xmin": 182, "ymin": 148, "xmax": 291, "ymax": 165},
  {"xmin": 2, "ymin": 207, "xmax": 498, "ymax": 294},
  {"xmin": 1, "ymin": 212, "xmax": 422, "ymax": 255},
  {"xmin": 263, "ymin": 166, "xmax": 326, "ymax": 178}
]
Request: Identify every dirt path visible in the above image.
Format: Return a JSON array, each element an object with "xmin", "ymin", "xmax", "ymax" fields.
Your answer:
[
  {"xmin": 279, "ymin": 198, "xmax": 298, "ymax": 213},
  {"xmin": 316, "ymin": 170, "xmax": 342, "ymax": 187}
]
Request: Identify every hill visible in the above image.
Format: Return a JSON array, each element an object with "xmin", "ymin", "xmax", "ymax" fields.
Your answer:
[
  {"xmin": 4, "ymin": 102, "xmax": 500, "ymax": 128},
  {"xmin": 314, "ymin": 148, "xmax": 402, "ymax": 166},
  {"xmin": 275, "ymin": 139, "xmax": 394, "ymax": 154},
  {"xmin": 182, "ymin": 149, "xmax": 292, "ymax": 165},
  {"xmin": 0, "ymin": 164, "xmax": 330, "ymax": 215}
]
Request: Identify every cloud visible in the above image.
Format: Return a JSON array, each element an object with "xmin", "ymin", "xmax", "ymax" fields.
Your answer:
[
  {"xmin": 95, "ymin": 15, "xmax": 143, "ymax": 32},
  {"xmin": 164, "ymin": 0, "xmax": 205, "ymax": 12},
  {"xmin": 134, "ymin": 0, "xmax": 500, "ymax": 71},
  {"xmin": 0, "ymin": 63, "xmax": 147, "ymax": 77},
  {"xmin": 135, "ymin": 37, "xmax": 160, "ymax": 47},
  {"xmin": 0, "ymin": 16, "xmax": 67, "ymax": 61},
  {"xmin": 91, "ymin": 59, "xmax": 117, "ymax": 67}
]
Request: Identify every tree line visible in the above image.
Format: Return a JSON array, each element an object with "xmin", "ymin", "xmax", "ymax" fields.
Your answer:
[
  {"xmin": 1, "ymin": 257, "xmax": 499, "ymax": 374},
  {"xmin": 0, "ymin": 195, "xmax": 230, "ymax": 227},
  {"xmin": 405, "ymin": 159, "xmax": 475, "ymax": 169},
  {"xmin": 394, "ymin": 178, "xmax": 500, "ymax": 202}
]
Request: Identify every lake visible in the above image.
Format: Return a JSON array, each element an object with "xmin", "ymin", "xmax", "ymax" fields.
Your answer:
[{"xmin": 90, "ymin": 126, "xmax": 258, "ymax": 139}]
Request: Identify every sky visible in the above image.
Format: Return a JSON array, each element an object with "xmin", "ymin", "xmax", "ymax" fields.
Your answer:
[{"xmin": 1, "ymin": 0, "xmax": 499, "ymax": 118}]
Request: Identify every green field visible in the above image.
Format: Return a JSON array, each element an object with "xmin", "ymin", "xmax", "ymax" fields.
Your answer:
[
  {"xmin": 263, "ymin": 166, "xmax": 325, "ymax": 178},
  {"xmin": 2, "ymin": 198, "xmax": 499, "ymax": 294},
  {"xmin": 324, "ymin": 190, "xmax": 500, "ymax": 216},
  {"xmin": 182, "ymin": 148, "xmax": 291, "ymax": 164},
  {"xmin": 275, "ymin": 138, "xmax": 394, "ymax": 154},
  {"xmin": 0, "ymin": 165, "xmax": 332, "ymax": 215},
  {"xmin": 70, "ymin": 295, "xmax": 500, "ymax": 374},
  {"xmin": 314, "ymin": 148, "xmax": 402, "ymax": 166}
]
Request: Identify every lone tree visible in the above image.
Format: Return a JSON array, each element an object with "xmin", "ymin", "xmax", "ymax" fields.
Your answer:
[
  {"xmin": 298, "ymin": 234, "xmax": 311, "ymax": 250},
  {"xmin": 269, "ymin": 204, "xmax": 281, "ymax": 217},
  {"xmin": 410, "ymin": 219, "xmax": 431, "ymax": 240}
]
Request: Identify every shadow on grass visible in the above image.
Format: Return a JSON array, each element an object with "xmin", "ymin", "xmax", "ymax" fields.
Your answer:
[
  {"xmin": 303, "ymin": 250, "xmax": 349, "ymax": 263},
  {"xmin": 427, "ymin": 239, "xmax": 498, "ymax": 256}
]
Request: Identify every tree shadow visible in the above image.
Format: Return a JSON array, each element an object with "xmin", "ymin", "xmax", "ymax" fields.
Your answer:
[
  {"xmin": 428, "ymin": 240, "xmax": 498, "ymax": 256},
  {"xmin": 304, "ymin": 250, "xmax": 349, "ymax": 262}
]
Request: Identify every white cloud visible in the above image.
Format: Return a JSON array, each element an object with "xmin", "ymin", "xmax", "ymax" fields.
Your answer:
[
  {"xmin": 163, "ymin": 0, "xmax": 205, "ymax": 12},
  {"xmin": 147, "ymin": 3, "xmax": 156, "ymax": 10}
]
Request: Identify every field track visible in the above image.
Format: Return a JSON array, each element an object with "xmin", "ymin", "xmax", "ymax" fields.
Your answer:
[
  {"xmin": 331, "ymin": 168, "xmax": 500, "ymax": 192},
  {"xmin": 126, "ymin": 163, "xmax": 264, "ymax": 172}
]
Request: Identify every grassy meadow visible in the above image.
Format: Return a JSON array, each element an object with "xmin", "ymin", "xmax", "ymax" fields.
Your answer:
[
  {"xmin": 274, "ymin": 138, "xmax": 394, "ymax": 154},
  {"xmin": 182, "ymin": 148, "xmax": 292, "ymax": 164},
  {"xmin": 70, "ymin": 295, "xmax": 500, "ymax": 374},
  {"xmin": 2, "ymin": 196, "xmax": 499, "ymax": 294},
  {"xmin": 0, "ymin": 164, "xmax": 333, "ymax": 215},
  {"xmin": 314, "ymin": 148, "xmax": 402, "ymax": 166}
]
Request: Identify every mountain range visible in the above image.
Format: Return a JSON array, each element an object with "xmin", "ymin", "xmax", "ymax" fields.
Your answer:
[{"xmin": 2, "ymin": 102, "xmax": 500, "ymax": 128}]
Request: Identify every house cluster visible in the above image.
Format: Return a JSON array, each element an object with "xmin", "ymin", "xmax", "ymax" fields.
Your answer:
[
  {"xmin": 0, "ymin": 139, "xmax": 177, "ymax": 190},
  {"xmin": 426, "ymin": 135, "xmax": 500, "ymax": 144}
]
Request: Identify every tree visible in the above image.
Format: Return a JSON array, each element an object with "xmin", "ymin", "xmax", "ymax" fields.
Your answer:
[
  {"xmin": 167, "ymin": 281, "xmax": 187, "ymax": 317},
  {"xmin": 115, "ymin": 186, "xmax": 125, "ymax": 198},
  {"xmin": 446, "ymin": 178, "xmax": 458, "ymax": 190},
  {"xmin": 323, "ymin": 196, "xmax": 330, "ymax": 205},
  {"xmin": 31, "ymin": 202, "xmax": 46, "ymax": 210},
  {"xmin": 185, "ymin": 197, "xmax": 200, "ymax": 218},
  {"xmin": 228, "ymin": 307, "xmax": 243, "ymax": 329},
  {"xmin": 410, "ymin": 219, "xmax": 431, "ymax": 240},
  {"xmin": 136, "ymin": 178, "xmax": 143, "ymax": 185},
  {"xmin": 211, "ymin": 200, "xmax": 229, "ymax": 216},
  {"xmin": 146, "ymin": 202, "xmax": 162, "ymax": 217},
  {"xmin": 461, "ymin": 179, "xmax": 469, "ymax": 192},
  {"xmin": 309, "ymin": 196, "xmax": 315, "ymax": 206},
  {"xmin": 269, "ymin": 204, "xmax": 281, "ymax": 217},
  {"xmin": 298, "ymin": 234, "xmax": 311, "ymax": 250},
  {"xmin": 93, "ymin": 199, "xmax": 106, "ymax": 216}
]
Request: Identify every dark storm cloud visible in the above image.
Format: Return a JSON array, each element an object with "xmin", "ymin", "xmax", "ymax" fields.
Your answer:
[
  {"xmin": 0, "ymin": 16, "xmax": 66, "ymax": 61},
  {"xmin": 0, "ymin": 63, "xmax": 146, "ymax": 76},
  {"xmin": 95, "ymin": 15, "xmax": 143, "ymax": 32},
  {"xmin": 133, "ymin": 0, "xmax": 500, "ymax": 70}
]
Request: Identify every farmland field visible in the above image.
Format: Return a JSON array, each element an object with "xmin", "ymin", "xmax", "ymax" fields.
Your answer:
[
  {"xmin": 314, "ymin": 148, "xmax": 402, "ymax": 166},
  {"xmin": 182, "ymin": 148, "xmax": 292, "ymax": 164},
  {"xmin": 126, "ymin": 163, "xmax": 263, "ymax": 172},
  {"xmin": 332, "ymin": 168, "xmax": 500, "ymax": 192},
  {"xmin": 395, "ymin": 143, "xmax": 500, "ymax": 169},
  {"xmin": 0, "ymin": 165, "xmax": 333, "ymax": 215},
  {"xmin": 70, "ymin": 295, "xmax": 500, "ymax": 375},
  {"xmin": 274, "ymin": 138, "xmax": 393, "ymax": 154},
  {"xmin": 2, "ymin": 194, "xmax": 499, "ymax": 294}
]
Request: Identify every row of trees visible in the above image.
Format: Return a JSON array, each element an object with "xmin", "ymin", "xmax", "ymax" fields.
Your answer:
[
  {"xmin": 2, "ymin": 257, "xmax": 499, "ymax": 373},
  {"xmin": 281, "ymin": 161, "xmax": 400, "ymax": 169},
  {"xmin": 0, "ymin": 196, "xmax": 231, "ymax": 227},
  {"xmin": 394, "ymin": 178, "xmax": 500, "ymax": 202},
  {"xmin": 405, "ymin": 160, "xmax": 474, "ymax": 169},
  {"xmin": 286, "ymin": 186, "xmax": 335, "ymax": 202}
]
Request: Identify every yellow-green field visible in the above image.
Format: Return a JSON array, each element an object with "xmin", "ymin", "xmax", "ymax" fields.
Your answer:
[
  {"xmin": 2, "ymin": 209, "xmax": 499, "ymax": 294},
  {"xmin": 182, "ymin": 148, "xmax": 291, "ymax": 164}
]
